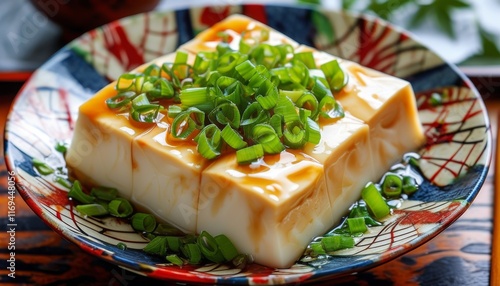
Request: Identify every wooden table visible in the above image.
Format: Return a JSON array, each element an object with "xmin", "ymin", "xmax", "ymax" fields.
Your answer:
[{"xmin": 0, "ymin": 79, "xmax": 499, "ymax": 285}]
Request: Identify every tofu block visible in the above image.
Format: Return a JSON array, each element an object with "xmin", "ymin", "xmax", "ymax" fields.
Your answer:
[
  {"xmin": 304, "ymin": 113, "xmax": 373, "ymax": 224},
  {"xmin": 66, "ymin": 84, "xmax": 154, "ymax": 198},
  {"xmin": 296, "ymin": 45, "xmax": 425, "ymax": 179},
  {"xmin": 132, "ymin": 123, "xmax": 208, "ymax": 233},
  {"xmin": 338, "ymin": 62, "xmax": 425, "ymax": 176},
  {"xmin": 198, "ymin": 151, "xmax": 332, "ymax": 268}
]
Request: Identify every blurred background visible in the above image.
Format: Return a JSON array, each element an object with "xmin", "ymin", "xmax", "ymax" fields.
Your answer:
[{"xmin": 0, "ymin": 0, "xmax": 499, "ymax": 82}]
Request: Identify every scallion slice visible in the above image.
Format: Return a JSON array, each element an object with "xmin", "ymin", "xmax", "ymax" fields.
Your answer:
[
  {"xmin": 108, "ymin": 198, "xmax": 134, "ymax": 218},
  {"xmin": 361, "ymin": 182, "xmax": 390, "ymax": 219},
  {"xmin": 402, "ymin": 176, "xmax": 418, "ymax": 195},
  {"xmin": 143, "ymin": 236, "xmax": 168, "ymax": 256},
  {"xmin": 32, "ymin": 158, "xmax": 54, "ymax": 175},
  {"xmin": 131, "ymin": 213, "xmax": 157, "ymax": 233},
  {"xmin": 166, "ymin": 254, "xmax": 184, "ymax": 266},
  {"xmin": 321, "ymin": 59, "xmax": 348, "ymax": 91},
  {"xmin": 252, "ymin": 124, "xmax": 285, "ymax": 154},
  {"xmin": 221, "ymin": 124, "xmax": 248, "ymax": 150},
  {"xmin": 75, "ymin": 203, "xmax": 108, "ymax": 216},
  {"xmin": 196, "ymin": 124, "xmax": 222, "ymax": 159},
  {"xmin": 214, "ymin": 234, "xmax": 239, "ymax": 261},
  {"xmin": 347, "ymin": 217, "xmax": 368, "ymax": 234},
  {"xmin": 68, "ymin": 180, "xmax": 94, "ymax": 204},
  {"xmin": 236, "ymin": 144, "xmax": 264, "ymax": 164},
  {"xmin": 321, "ymin": 235, "xmax": 355, "ymax": 252},
  {"xmin": 90, "ymin": 186, "xmax": 118, "ymax": 201},
  {"xmin": 197, "ymin": 231, "xmax": 225, "ymax": 263},
  {"xmin": 181, "ymin": 243, "xmax": 202, "ymax": 264},
  {"xmin": 382, "ymin": 173, "xmax": 403, "ymax": 198}
]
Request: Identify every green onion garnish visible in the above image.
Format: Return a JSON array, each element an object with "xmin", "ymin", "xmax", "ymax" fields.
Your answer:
[
  {"xmin": 55, "ymin": 142, "xmax": 68, "ymax": 154},
  {"xmin": 90, "ymin": 186, "xmax": 118, "ymax": 201},
  {"xmin": 215, "ymin": 234, "xmax": 239, "ymax": 261},
  {"xmin": 68, "ymin": 180, "xmax": 95, "ymax": 204},
  {"xmin": 166, "ymin": 254, "xmax": 184, "ymax": 266},
  {"xmin": 143, "ymin": 236, "xmax": 168, "ymax": 256},
  {"xmin": 181, "ymin": 243, "xmax": 202, "ymax": 264},
  {"xmin": 402, "ymin": 176, "xmax": 418, "ymax": 195},
  {"xmin": 131, "ymin": 213, "xmax": 157, "ymax": 233},
  {"xmin": 54, "ymin": 176, "xmax": 72, "ymax": 189},
  {"xmin": 361, "ymin": 182, "xmax": 390, "ymax": 219},
  {"xmin": 105, "ymin": 36, "xmax": 348, "ymax": 164},
  {"xmin": 166, "ymin": 236, "xmax": 181, "ymax": 252},
  {"xmin": 236, "ymin": 144, "xmax": 264, "ymax": 164},
  {"xmin": 75, "ymin": 203, "xmax": 108, "ymax": 216},
  {"xmin": 381, "ymin": 173, "xmax": 403, "ymax": 198},
  {"xmin": 310, "ymin": 242, "xmax": 327, "ymax": 256},
  {"xmin": 321, "ymin": 235, "xmax": 355, "ymax": 252},
  {"xmin": 32, "ymin": 158, "xmax": 54, "ymax": 175},
  {"xmin": 346, "ymin": 217, "xmax": 367, "ymax": 234},
  {"xmin": 197, "ymin": 231, "xmax": 225, "ymax": 263},
  {"xmin": 116, "ymin": 242, "xmax": 127, "ymax": 250},
  {"xmin": 108, "ymin": 198, "xmax": 134, "ymax": 218}
]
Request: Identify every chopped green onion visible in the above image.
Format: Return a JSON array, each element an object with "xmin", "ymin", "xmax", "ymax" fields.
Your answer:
[
  {"xmin": 321, "ymin": 235, "xmax": 355, "ymax": 252},
  {"xmin": 130, "ymin": 93, "xmax": 162, "ymax": 123},
  {"xmin": 55, "ymin": 142, "xmax": 68, "ymax": 154},
  {"xmin": 32, "ymin": 158, "xmax": 54, "ymax": 175},
  {"xmin": 252, "ymin": 124, "xmax": 285, "ymax": 154},
  {"xmin": 283, "ymin": 121, "xmax": 306, "ymax": 148},
  {"xmin": 105, "ymin": 34, "xmax": 350, "ymax": 164},
  {"xmin": 296, "ymin": 92, "xmax": 319, "ymax": 119},
  {"xmin": 221, "ymin": 124, "xmax": 248, "ymax": 150},
  {"xmin": 68, "ymin": 180, "xmax": 95, "ymax": 204},
  {"xmin": 197, "ymin": 231, "xmax": 225, "ymax": 263},
  {"xmin": 90, "ymin": 187, "xmax": 118, "ymax": 201},
  {"xmin": 236, "ymin": 144, "xmax": 264, "ymax": 164},
  {"xmin": 232, "ymin": 253, "xmax": 251, "ymax": 269},
  {"xmin": 166, "ymin": 236, "xmax": 181, "ymax": 252},
  {"xmin": 209, "ymin": 102, "xmax": 240, "ymax": 128},
  {"xmin": 75, "ymin": 203, "xmax": 108, "ymax": 216},
  {"xmin": 106, "ymin": 91, "xmax": 136, "ymax": 109},
  {"xmin": 402, "ymin": 176, "xmax": 418, "ymax": 195},
  {"xmin": 429, "ymin": 92, "xmax": 443, "ymax": 106},
  {"xmin": 305, "ymin": 117, "xmax": 321, "ymax": 145},
  {"xmin": 166, "ymin": 254, "xmax": 184, "ymax": 266},
  {"xmin": 347, "ymin": 217, "xmax": 367, "ymax": 234},
  {"xmin": 310, "ymin": 242, "xmax": 326, "ymax": 256},
  {"xmin": 196, "ymin": 124, "xmax": 222, "ymax": 160},
  {"xmin": 116, "ymin": 242, "xmax": 128, "ymax": 250},
  {"xmin": 361, "ymin": 182, "xmax": 390, "ymax": 219},
  {"xmin": 294, "ymin": 52, "xmax": 316, "ymax": 69},
  {"xmin": 116, "ymin": 73, "xmax": 136, "ymax": 91},
  {"xmin": 215, "ymin": 234, "xmax": 239, "ymax": 261},
  {"xmin": 108, "ymin": 198, "xmax": 134, "ymax": 218},
  {"xmin": 349, "ymin": 203, "xmax": 382, "ymax": 227},
  {"xmin": 171, "ymin": 107, "xmax": 205, "ymax": 139},
  {"xmin": 131, "ymin": 213, "xmax": 157, "ymax": 233},
  {"xmin": 319, "ymin": 95, "xmax": 344, "ymax": 119},
  {"xmin": 54, "ymin": 176, "xmax": 72, "ymax": 189},
  {"xmin": 143, "ymin": 236, "xmax": 168, "ymax": 256},
  {"xmin": 382, "ymin": 174, "xmax": 403, "ymax": 198},
  {"xmin": 321, "ymin": 59, "xmax": 348, "ymax": 92},
  {"xmin": 181, "ymin": 243, "xmax": 202, "ymax": 264},
  {"xmin": 179, "ymin": 87, "xmax": 213, "ymax": 112}
]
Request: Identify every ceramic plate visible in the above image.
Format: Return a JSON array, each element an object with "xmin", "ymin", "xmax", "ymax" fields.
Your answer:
[{"xmin": 4, "ymin": 4, "xmax": 491, "ymax": 285}]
